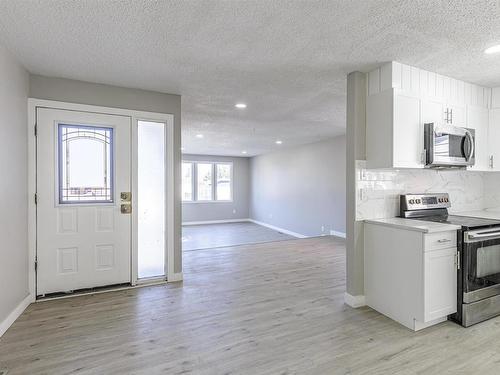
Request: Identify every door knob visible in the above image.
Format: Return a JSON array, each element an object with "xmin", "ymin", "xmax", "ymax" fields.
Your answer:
[{"xmin": 121, "ymin": 204, "xmax": 132, "ymax": 214}]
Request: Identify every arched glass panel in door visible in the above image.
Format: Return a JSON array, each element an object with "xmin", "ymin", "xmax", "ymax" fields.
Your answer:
[{"xmin": 58, "ymin": 124, "xmax": 114, "ymax": 204}]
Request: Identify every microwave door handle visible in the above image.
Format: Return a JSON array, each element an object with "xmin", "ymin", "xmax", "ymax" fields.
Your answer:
[{"xmin": 465, "ymin": 130, "xmax": 474, "ymax": 161}]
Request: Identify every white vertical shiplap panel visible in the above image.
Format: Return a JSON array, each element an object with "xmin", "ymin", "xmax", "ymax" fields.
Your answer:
[
  {"xmin": 428, "ymin": 71, "xmax": 436, "ymax": 97},
  {"xmin": 419, "ymin": 69, "xmax": 428, "ymax": 96},
  {"xmin": 457, "ymin": 80, "xmax": 465, "ymax": 104},
  {"xmin": 443, "ymin": 76, "xmax": 451, "ymax": 101},
  {"xmin": 450, "ymin": 79, "xmax": 458, "ymax": 103},
  {"xmin": 464, "ymin": 82, "xmax": 472, "ymax": 105},
  {"xmin": 401, "ymin": 64, "xmax": 411, "ymax": 92},
  {"xmin": 410, "ymin": 66, "xmax": 420, "ymax": 94},
  {"xmin": 368, "ymin": 68, "xmax": 380, "ymax": 95},
  {"xmin": 436, "ymin": 74, "xmax": 444, "ymax": 98},
  {"xmin": 471, "ymin": 85, "xmax": 478, "ymax": 106},
  {"xmin": 485, "ymin": 88, "xmax": 492, "ymax": 108},
  {"xmin": 392, "ymin": 61, "xmax": 402, "ymax": 89},
  {"xmin": 491, "ymin": 87, "xmax": 500, "ymax": 108},
  {"xmin": 380, "ymin": 63, "xmax": 393, "ymax": 91},
  {"xmin": 477, "ymin": 85, "xmax": 484, "ymax": 107}
]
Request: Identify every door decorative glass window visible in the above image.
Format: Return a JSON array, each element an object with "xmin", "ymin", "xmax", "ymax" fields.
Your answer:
[{"xmin": 58, "ymin": 124, "xmax": 114, "ymax": 203}]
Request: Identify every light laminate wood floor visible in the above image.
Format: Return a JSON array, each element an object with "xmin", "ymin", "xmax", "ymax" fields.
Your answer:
[
  {"xmin": 2, "ymin": 237, "xmax": 500, "ymax": 374},
  {"xmin": 182, "ymin": 222, "xmax": 295, "ymax": 251}
]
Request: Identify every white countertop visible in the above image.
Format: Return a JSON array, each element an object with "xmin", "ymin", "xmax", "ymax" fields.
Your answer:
[{"xmin": 364, "ymin": 217, "xmax": 461, "ymax": 233}]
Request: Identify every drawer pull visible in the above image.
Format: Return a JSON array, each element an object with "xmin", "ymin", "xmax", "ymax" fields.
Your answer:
[{"xmin": 437, "ymin": 239, "xmax": 452, "ymax": 243}]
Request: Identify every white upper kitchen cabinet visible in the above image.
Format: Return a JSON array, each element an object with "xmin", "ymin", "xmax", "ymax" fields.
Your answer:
[
  {"xmin": 489, "ymin": 88, "xmax": 500, "ymax": 171},
  {"xmin": 366, "ymin": 62, "xmax": 491, "ymax": 170},
  {"xmin": 468, "ymin": 105, "xmax": 490, "ymax": 171}
]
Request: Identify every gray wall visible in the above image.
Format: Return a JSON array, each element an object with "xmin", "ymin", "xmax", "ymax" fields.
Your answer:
[
  {"xmin": 0, "ymin": 45, "xmax": 29, "ymax": 324},
  {"xmin": 249, "ymin": 137, "xmax": 346, "ymax": 237},
  {"xmin": 182, "ymin": 154, "xmax": 250, "ymax": 223},
  {"xmin": 29, "ymin": 75, "xmax": 183, "ymax": 274}
]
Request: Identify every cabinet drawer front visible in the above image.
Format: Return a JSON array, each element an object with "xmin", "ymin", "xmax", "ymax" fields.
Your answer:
[{"xmin": 424, "ymin": 232, "xmax": 457, "ymax": 251}]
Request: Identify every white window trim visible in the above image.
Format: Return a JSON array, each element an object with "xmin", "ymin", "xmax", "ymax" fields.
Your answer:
[{"xmin": 182, "ymin": 160, "xmax": 233, "ymax": 203}]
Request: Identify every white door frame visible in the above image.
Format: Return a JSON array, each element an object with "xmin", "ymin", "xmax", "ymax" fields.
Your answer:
[{"xmin": 28, "ymin": 99, "xmax": 176, "ymax": 298}]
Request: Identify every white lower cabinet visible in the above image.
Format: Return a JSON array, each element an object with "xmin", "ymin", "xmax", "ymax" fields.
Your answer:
[
  {"xmin": 423, "ymin": 247, "xmax": 457, "ymax": 322},
  {"xmin": 365, "ymin": 223, "xmax": 457, "ymax": 331}
]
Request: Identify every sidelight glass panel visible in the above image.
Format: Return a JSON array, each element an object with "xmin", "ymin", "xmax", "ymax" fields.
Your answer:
[
  {"xmin": 216, "ymin": 163, "xmax": 232, "ymax": 201},
  {"xmin": 138, "ymin": 121, "xmax": 165, "ymax": 279},
  {"xmin": 197, "ymin": 163, "xmax": 213, "ymax": 201},
  {"xmin": 58, "ymin": 124, "xmax": 113, "ymax": 204},
  {"xmin": 182, "ymin": 162, "xmax": 193, "ymax": 201}
]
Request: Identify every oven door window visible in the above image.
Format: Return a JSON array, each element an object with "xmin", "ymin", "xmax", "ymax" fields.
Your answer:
[{"xmin": 466, "ymin": 241, "xmax": 500, "ymax": 293}]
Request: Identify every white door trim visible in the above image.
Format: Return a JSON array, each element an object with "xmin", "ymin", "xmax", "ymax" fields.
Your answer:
[{"xmin": 28, "ymin": 98, "xmax": 176, "ymax": 297}]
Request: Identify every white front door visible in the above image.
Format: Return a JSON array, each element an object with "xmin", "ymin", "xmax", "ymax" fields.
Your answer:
[{"xmin": 36, "ymin": 108, "xmax": 132, "ymax": 296}]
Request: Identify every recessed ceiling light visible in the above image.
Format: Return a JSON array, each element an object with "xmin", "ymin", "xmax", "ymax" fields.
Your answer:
[
  {"xmin": 275, "ymin": 140, "xmax": 283, "ymax": 145},
  {"xmin": 235, "ymin": 103, "xmax": 247, "ymax": 109},
  {"xmin": 242, "ymin": 150, "xmax": 247, "ymax": 154},
  {"xmin": 195, "ymin": 134, "xmax": 204, "ymax": 139},
  {"xmin": 485, "ymin": 45, "xmax": 500, "ymax": 54}
]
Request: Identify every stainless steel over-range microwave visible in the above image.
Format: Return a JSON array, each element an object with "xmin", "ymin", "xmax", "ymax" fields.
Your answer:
[{"xmin": 424, "ymin": 123, "xmax": 475, "ymax": 168}]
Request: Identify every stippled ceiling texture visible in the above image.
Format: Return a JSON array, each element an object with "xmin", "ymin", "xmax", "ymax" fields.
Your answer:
[{"xmin": 0, "ymin": 0, "xmax": 500, "ymax": 156}]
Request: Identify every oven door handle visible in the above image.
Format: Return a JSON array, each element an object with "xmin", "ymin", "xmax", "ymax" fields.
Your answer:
[{"xmin": 467, "ymin": 231, "xmax": 500, "ymax": 240}]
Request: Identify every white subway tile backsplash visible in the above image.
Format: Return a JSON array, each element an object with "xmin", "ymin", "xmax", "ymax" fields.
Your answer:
[{"xmin": 355, "ymin": 160, "xmax": 500, "ymax": 220}]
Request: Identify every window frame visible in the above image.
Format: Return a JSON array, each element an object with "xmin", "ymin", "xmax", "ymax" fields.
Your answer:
[
  {"xmin": 56, "ymin": 122, "xmax": 115, "ymax": 206},
  {"xmin": 181, "ymin": 161, "xmax": 233, "ymax": 203},
  {"xmin": 181, "ymin": 161, "xmax": 195, "ymax": 202}
]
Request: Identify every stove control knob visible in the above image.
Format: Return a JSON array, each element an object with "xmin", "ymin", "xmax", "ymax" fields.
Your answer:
[
  {"xmin": 438, "ymin": 198, "xmax": 443, "ymax": 203},
  {"xmin": 416, "ymin": 199, "xmax": 421, "ymax": 204},
  {"xmin": 445, "ymin": 198, "xmax": 449, "ymax": 202},
  {"xmin": 409, "ymin": 199, "xmax": 415, "ymax": 204}
]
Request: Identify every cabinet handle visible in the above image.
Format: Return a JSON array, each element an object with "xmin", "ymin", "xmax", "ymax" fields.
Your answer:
[
  {"xmin": 491, "ymin": 155, "xmax": 495, "ymax": 169},
  {"xmin": 457, "ymin": 251, "xmax": 460, "ymax": 270},
  {"xmin": 437, "ymin": 239, "xmax": 451, "ymax": 243},
  {"xmin": 450, "ymin": 108, "xmax": 453, "ymax": 124}
]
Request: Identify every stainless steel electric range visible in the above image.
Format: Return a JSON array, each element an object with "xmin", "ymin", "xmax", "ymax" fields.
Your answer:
[{"xmin": 400, "ymin": 193, "xmax": 500, "ymax": 327}]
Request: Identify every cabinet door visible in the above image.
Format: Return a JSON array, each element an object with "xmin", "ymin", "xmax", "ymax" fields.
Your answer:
[
  {"xmin": 489, "ymin": 109, "xmax": 500, "ymax": 171},
  {"xmin": 448, "ymin": 103, "xmax": 466, "ymax": 127},
  {"xmin": 467, "ymin": 105, "xmax": 489, "ymax": 171},
  {"xmin": 393, "ymin": 94, "xmax": 423, "ymax": 168},
  {"xmin": 421, "ymin": 98, "xmax": 445, "ymax": 126},
  {"xmin": 424, "ymin": 247, "xmax": 457, "ymax": 322}
]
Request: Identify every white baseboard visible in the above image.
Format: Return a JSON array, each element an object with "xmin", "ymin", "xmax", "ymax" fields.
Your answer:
[
  {"xmin": 182, "ymin": 218, "xmax": 250, "ymax": 226},
  {"xmin": 344, "ymin": 292, "xmax": 366, "ymax": 308},
  {"xmin": 168, "ymin": 272, "xmax": 183, "ymax": 282},
  {"xmin": 0, "ymin": 294, "xmax": 33, "ymax": 337},
  {"xmin": 330, "ymin": 230, "xmax": 346, "ymax": 238},
  {"xmin": 248, "ymin": 219, "xmax": 307, "ymax": 239}
]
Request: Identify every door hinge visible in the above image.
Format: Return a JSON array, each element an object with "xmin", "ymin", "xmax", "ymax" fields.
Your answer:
[
  {"xmin": 34, "ymin": 193, "xmax": 38, "ymax": 205},
  {"xmin": 34, "ymin": 123, "xmax": 37, "ymax": 137},
  {"xmin": 34, "ymin": 258, "xmax": 38, "ymax": 271}
]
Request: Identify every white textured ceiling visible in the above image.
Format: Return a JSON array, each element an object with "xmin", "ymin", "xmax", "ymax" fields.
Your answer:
[{"xmin": 1, "ymin": 1, "xmax": 500, "ymax": 156}]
